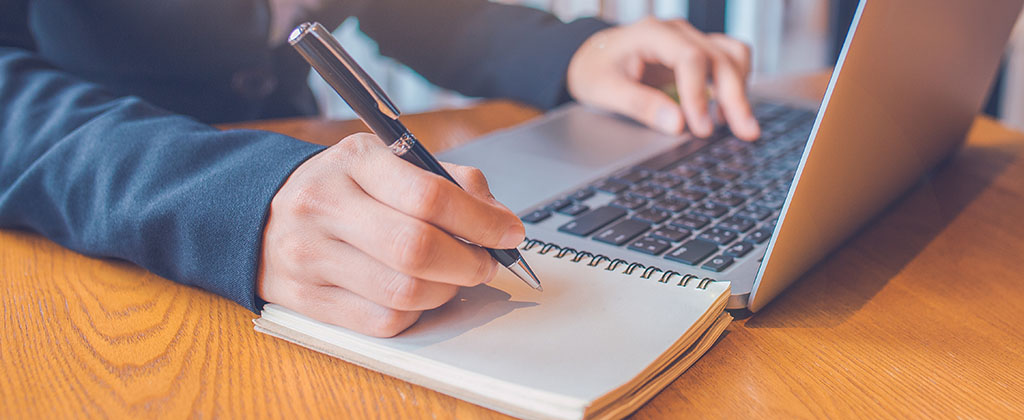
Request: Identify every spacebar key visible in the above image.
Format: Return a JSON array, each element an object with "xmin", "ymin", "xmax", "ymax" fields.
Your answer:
[{"xmin": 558, "ymin": 206, "xmax": 627, "ymax": 236}]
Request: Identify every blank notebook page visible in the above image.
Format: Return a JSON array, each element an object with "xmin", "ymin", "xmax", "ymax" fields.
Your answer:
[{"xmin": 258, "ymin": 246, "xmax": 729, "ymax": 417}]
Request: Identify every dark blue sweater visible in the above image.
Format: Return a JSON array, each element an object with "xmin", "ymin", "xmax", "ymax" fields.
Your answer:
[{"xmin": 0, "ymin": 0, "xmax": 610, "ymax": 311}]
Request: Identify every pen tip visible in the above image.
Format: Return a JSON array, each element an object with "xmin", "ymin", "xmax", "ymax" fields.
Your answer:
[{"xmin": 506, "ymin": 257, "xmax": 543, "ymax": 291}]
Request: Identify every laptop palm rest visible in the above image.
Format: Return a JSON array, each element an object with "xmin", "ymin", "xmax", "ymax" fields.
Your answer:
[{"xmin": 437, "ymin": 105, "xmax": 685, "ymax": 213}]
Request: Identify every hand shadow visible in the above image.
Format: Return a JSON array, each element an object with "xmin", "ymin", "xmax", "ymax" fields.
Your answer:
[
  {"xmin": 746, "ymin": 136, "xmax": 1019, "ymax": 328},
  {"xmin": 393, "ymin": 283, "xmax": 538, "ymax": 347}
]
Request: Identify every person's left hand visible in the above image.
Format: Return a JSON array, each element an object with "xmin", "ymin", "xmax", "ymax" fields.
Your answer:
[{"xmin": 567, "ymin": 18, "xmax": 761, "ymax": 141}]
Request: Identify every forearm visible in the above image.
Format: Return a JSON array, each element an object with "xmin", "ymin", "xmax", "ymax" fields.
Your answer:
[
  {"xmin": 353, "ymin": 0, "xmax": 611, "ymax": 109},
  {"xmin": 0, "ymin": 47, "xmax": 325, "ymax": 310}
]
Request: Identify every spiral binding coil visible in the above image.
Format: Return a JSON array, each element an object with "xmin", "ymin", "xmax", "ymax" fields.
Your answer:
[{"xmin": 520, "ymin": 238, "xmax": 717, "ymax": 289}]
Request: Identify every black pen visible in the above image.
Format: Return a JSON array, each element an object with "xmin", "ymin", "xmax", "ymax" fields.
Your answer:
[{"xmin": 288, "ymin": 22, "xmax": 542, "ymax": 291}]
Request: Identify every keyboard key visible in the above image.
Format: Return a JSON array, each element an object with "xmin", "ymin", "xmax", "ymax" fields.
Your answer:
[
  {"xmin": 719, "ymin": 215, "xmax": 756, "ymax": 233},
  {"xmin": 671, "ymin": 212, "xmax": 711, "ymax": 230},
  {"xmin": 652, "ymin": 197, "xmax": 690, "ymax": 213},
  {"xmin": 628, "ymin": 183, "xmax": 665, "ymax": 200},
  {"xmin": 610, "ymin": 195, "xmax": 647, "ymax": 210},
  {"xmin": 753, "ymin": 102, "xmax": 788, "ymax": 120},
  {"xmin": 558, "ymin": 206, "xmax": 627, "ymax": 236},
  {"xmin": 701, "ymin": 254, "xmax": 734, "ymax": 272},
  {"xmin": 671, "ymin": 188, "xmax": 708, "ymax": 202},
  {"xmin": 521, "ymin": 209, "xmax": 551, "ymax": 224},
  {"xmin": 651, "ymin": 225, "xmax": 691, "ymax": 242},
  {"xmin": 633, "ymin": 208, "xmax": 671, "ymax": 224},
  {"xmin": 724, "ymin": 241, "xmax": 754, "ymax": 258},
  {"xmin": 594, "ymin": 179, "xmax": 629, "ymax": 194},
  {"xmin": 690, "ymin": 177, "xmax": 726, "ymax": 191},
  {"xmin": 668, "ymin": 164, "xmax": 701, "ymax": 179},
  {"xmin": 755, "ymin": 194, "xmax": 787, "ymax": 210},
  {"xmin": 545, "ymin": 198, "xmax": 572, "ymax": 211},
  {"xmin": 648, "ymin": 173, "xmax": 683, "ymax": 189},
  {"xmin": 687, "ymin": 156, "xmax": 719, "ymax": 170},
  {"xmin": 628, "ymin": 236, "xmax": 672, "ymax": 256},
  {"xmin": 698, "ymin": 227, "xmax": 738, "ymax": 245},
  {"xmin": 709, "ymin": 191, "xmax": 746, "ymax": 208},
  {"xmin": 611, "ymin": 169, "xmax": 650, "ymax": 185},
  {"xmin": 735, "ymin": 204, "xmax": 772, "ymax": 220},
  {"xmin": 746, "ymin": 226, "xmax": 773, "ymax": 244},
  {"xmin": 721, "ymin": 160, "xmax": 755, "ymax": 172},
  {"xmin": 557, "ymin": 202, "xmax": 590, "ymax": 216},
  {"xmin": 593, "ymin": 219, "xmax": 651, "ymax": 246},
  {"xmin": 709, "ymin": 168, "xmax": 741, "ymax": 181},
  {"xmin": 743, "ymin": 176, "xmax": 775, "ymax": 189},
  {"xmin": 665, "ymin": 239, "xmax": 719, "ymax": 265},
  {"xmin": 692, "ymin": 201, "xmax": 730, "ymax": 219},
  {"xmin": 707, "ymin": 145, "xmax": 734, "ymax": 160},
  {"xmin": 570, "ymin": 188, "xmax": 595, "ymax": 201}
]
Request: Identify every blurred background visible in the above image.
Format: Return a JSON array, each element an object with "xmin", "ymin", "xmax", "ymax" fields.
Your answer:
[{"xmin": 314, "ymin": 0, "xmax": 1024, "ymax": 130}]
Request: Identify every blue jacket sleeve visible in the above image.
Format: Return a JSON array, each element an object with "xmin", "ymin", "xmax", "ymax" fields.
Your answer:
[
  {"xmin": 0, "ymin": 47, "xmax": 325, "ymax": 311},
  {"xmin": 352, "ymin": 0, "xmax": 612, "ymax": 110}
]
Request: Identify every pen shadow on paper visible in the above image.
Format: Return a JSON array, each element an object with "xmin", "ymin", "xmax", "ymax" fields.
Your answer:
[
  {"xmin": 394, "ymin": 284, "xmax": 538, "ymax": 347},
  {"xmin": 746, "ymin": 140, "xmax": 1017, "ymax": 328}
]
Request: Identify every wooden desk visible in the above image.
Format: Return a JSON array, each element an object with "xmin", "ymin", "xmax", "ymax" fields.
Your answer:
[{"xmin": 4, "ymin": 75, "xmax": 1024, "ymax": 418}]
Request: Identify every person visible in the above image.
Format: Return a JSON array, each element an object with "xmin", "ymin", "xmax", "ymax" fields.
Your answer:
[{"xmin": 0, "ymin": 0, "xmax": 759, "ymax": 337}]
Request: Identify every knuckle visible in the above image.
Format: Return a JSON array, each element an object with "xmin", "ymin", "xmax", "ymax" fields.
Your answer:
[
  {"xmin": 381, "ymin": 273, "xmax": 423, "ymax": 310},
  {"xmin": 678, "ymin": 45, "xmax": 707, "ymax": 65},
  {"xmin": 390, "ymin": 222, "xmax": 435, "ymax": 273},
  {"xmin": 735, "ymin": 40, "xmax": 752, "ymax": 56},
  {"xmin": 405, "ymin": 174, "xmax": 445, "ymax": 219},
  {"xmin": 453, "ymin": 165, "xmax": 486, "ymax": 185},
  {"xmin": 288, "ymin": 182, "xmax": 326, "ymax": 217},
  {"xmin": 368, "ymin": 309, "xmax": 418, "ymax": 338},
  {"xmin": 347, "ymin": 132, "xmax": 380, "ymax": 148},
  {"xmin": 722, "ymin": 36, "xmax": 751, "ymax": 52},
  {"xmin": 334, "ymin": 133, "xmax": 378, "ymax": 160},
  {"xmin": 465, "ymin": 167, "xmax": 488, "ymax": 188}
]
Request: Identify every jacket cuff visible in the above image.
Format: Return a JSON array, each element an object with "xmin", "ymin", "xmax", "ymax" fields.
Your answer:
[{"xmin": 536, "ymin": 17, "xmax": 614, "ymax": 109}]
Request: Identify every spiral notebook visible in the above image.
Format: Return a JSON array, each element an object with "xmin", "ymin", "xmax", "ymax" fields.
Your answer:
[{"xmin": 254, "ymin": 239, "xmax": 731, "ymax": 420}]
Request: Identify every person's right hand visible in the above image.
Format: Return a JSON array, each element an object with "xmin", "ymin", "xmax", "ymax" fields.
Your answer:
[{"xmin": 256, "ymin": 133, "xmax": 526, "ymax": 337}]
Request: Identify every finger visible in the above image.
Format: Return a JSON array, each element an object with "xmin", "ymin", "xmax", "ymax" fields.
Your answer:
[
  {"xmin": 309, "ymin": 240, "xmax": 460, "ymax": 312},
  {"xmin": 440, "ymin": 162, "xmax": 529, "ymax": 248},
  {"xmin": 662, "ymin": 23, "xmax": 758, "ymax": 141},
  {"xmin": 581, "ymin": 73, "xmax": 684, "ymax": 134},
  {"xmin": 708, "ymin": 34, "xmax": 752, "ymax": 78},
  {"xmin": 325, "ymin": 181, "xmax": 500, "ymax": 287},
  {"xmin": 439, "ymin": 162, "xmax": 494, "ymax": 201},
  {"xmin": 707, "ymin": 48, "xmax": 760, "ymax": 141},
  {"xmin": 340, "ymin": 134, "xmax": 524, "ymax": 249},
  {"xmin": 639, "ymin": 21, "xmax": 714, "ymax": 137},
  {"xmin": 273, "ymin": 280, "xmax": 423, "ymax": 337}
]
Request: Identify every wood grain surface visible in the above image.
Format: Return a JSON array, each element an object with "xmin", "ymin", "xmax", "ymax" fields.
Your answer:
[{"xmin": 4, "ymin": 75, "xmax": 1024, "ymax": 419}]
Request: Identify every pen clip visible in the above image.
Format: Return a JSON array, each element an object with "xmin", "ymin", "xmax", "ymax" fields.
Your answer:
[{"xmin": 289, "ymin": 22, "xmax": 401, "ymax": 119}]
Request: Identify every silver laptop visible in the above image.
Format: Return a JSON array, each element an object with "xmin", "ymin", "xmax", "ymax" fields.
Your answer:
[{"xmin": 439, "ymin": 0, "xmax": 1024, "ymax": 312}]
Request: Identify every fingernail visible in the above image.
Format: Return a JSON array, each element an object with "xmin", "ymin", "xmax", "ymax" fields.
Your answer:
[
  {"xmin": 656, "ymin": 107, "xmax": 681, "ymax": 134},
  {"xmin": 499, "ymin": 224, "xmax": 525, "ymax": 248}
]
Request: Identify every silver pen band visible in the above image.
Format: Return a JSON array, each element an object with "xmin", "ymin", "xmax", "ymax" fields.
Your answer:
[{"xmin": 388, "ymin": 133, "xmax": 417, "ymax": 157}]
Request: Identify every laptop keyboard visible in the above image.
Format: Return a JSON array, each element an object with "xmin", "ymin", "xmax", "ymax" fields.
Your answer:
[{"xmin": 521, "ymin": 102, "xmax": 816, "ymax": 273}]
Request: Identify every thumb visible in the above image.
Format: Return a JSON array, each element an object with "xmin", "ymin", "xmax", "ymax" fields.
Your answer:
[{"xmin": 587, "ymin": 77, "xmax": 684, "ymax": 135}]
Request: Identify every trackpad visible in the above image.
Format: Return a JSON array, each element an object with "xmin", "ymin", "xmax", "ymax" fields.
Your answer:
[{"xmin": 437, "ymin": 105, "xmax": 684, "ymax": 213}]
